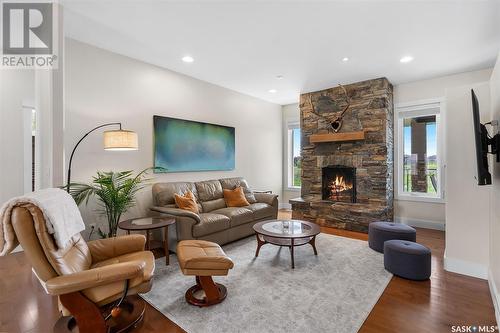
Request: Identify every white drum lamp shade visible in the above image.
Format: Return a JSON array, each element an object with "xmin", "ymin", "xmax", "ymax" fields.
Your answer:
[{"xmin": 103, "ymin": 130, "xmax": 139, "ymax": 151}]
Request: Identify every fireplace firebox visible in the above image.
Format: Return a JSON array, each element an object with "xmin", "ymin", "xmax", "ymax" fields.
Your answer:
[{"xmin": 322, "ymin": 166, "xmax": 356, "ymax": 203}]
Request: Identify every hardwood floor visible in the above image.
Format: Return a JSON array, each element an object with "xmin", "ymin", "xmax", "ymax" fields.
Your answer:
[{"xmin": 0, "ymin": 210, "xmax": 496, "ymax": 333}]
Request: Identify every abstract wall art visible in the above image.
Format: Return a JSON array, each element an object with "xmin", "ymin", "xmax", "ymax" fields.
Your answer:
[{"xmin": 153, "ymin": 116, "xmax": 235, "ymax": 172}]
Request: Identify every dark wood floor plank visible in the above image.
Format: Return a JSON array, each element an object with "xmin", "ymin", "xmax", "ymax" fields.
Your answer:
[{"xmin": 0, "ymin": 210, "xmax": 495, "ymax": 333}]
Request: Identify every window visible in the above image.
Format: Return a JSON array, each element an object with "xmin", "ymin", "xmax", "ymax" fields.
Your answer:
[
  {"xmin": 397, "ymin": 101, "xmax": 443, "ymax": 201},
  {"xmin": 288, "ymin": 124, "xmax": 301, "ymax": 188}
]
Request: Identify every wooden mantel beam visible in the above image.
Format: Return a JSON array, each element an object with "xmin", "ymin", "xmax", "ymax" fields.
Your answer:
[{"xmin": 309, "ymin": 130, "xmax": 366, "ymax": 143}]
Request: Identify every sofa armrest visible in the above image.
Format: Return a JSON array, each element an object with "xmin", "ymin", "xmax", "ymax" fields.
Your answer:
[
  {"xmin": 88, "ymin": 234, "xmax": 146, "ymax": 263},
  {"xmin": 150, "ymin": 206, "xmax": 201, "ymax": 223},
  {"xmin": 45, "ymin": 261, "xmax": 145, "ymax": 295},
  {"xmin": 254, "ymin": 193, "xmax": 279, "ymax": 207}
]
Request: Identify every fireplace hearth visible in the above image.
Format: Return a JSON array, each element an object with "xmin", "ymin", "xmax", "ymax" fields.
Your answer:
[{"xmin": 322, "ymin": 166, "xmax": 356, "ymax": 203}]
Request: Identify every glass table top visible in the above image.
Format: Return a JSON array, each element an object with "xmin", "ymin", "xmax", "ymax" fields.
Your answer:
[
  {"xmin": 261, "ymin": 220, "xmax": 312, "ymax": 235},
  {"xmin": 119, "ymin": 216, "xmax": 175, "ymax": 230},
  {"xmin": 131, "ymin": 218, "xmax": 156, "ymax": 226}
]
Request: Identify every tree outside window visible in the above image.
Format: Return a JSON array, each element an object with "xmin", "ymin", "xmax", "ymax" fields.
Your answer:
[{"xmin": 292, "ymin": 128, "xmax": 301, "ymax": 187}]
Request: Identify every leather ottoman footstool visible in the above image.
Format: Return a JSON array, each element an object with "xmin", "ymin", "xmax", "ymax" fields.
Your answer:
[
  {"xmin": 177, "ymin": 240, "xmax": 234, "ymax": 307},
  {"xmin": 384, "ymin": 240, "xmax": 431, "ymax": 280},
  {"xmin": 368, "ymin": 221, "xmax": 416, "ymax": 253}
]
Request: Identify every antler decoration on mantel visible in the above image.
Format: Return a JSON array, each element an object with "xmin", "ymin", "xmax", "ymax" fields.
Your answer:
[{"xmin": 308, "ymin": 84, "xmax": 351, "ymax": 133}]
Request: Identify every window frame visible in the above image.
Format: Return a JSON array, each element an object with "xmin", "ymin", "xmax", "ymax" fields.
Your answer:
[
  {"xmin": 287, "ymin": 122, "xmax": 301, "ymax": 190},
  {"xmin": 396, "ymin": 99, "xmax": 445, "ymax": 203}
]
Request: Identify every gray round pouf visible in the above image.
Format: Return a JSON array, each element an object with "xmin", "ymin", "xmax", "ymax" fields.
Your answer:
[
  {"xmin": 368, "ymin": 221, "xmax": 416, "ymax": 253},
  {"xmin": 384, "ymin": 240, "xmax": 431, "ymax": 281}
]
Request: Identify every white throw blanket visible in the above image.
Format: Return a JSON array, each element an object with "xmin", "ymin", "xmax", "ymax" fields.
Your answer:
[{"xmin": 0, "ymin": 188, "xmax": 86, "ymax": 255}]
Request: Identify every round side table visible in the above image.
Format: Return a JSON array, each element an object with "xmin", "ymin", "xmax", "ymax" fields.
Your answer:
[{"xmin": 118, "ymin": 216, "xmax": 175, "ymax": 265}]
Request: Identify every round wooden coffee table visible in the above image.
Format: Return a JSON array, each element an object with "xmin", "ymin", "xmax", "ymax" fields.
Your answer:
[
  {"xmin": 118, "ymin": 216, "xmax": 175, "ymax": 265},
  {"xmin": 253, "ymin": 220, "xmax": 320, "ymax": 269}
]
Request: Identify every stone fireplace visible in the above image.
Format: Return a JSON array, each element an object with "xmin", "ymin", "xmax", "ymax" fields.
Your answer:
[
  {"xmin": 322, "ymin": 166, "xmax": 356, "ymax": 203},
  {"xmin": 290, "ymin": 77, "xmax": 394, "ymax": 232}
]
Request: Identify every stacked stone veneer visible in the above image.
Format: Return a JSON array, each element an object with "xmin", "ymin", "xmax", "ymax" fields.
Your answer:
[{"xmin": 290, "ymin": 77, "xmax": 394, "ymax": 232}]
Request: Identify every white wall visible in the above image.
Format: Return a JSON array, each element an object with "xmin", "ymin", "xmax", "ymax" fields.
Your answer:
[
  {"xmin": 394, "ymin": 69, "xmax": 492, "ymax": 103},
  {"xmin": 282, "ymin": 102, "xmax": 300, "ymax": 208},
  {"xmin": 444, "ymin": 82, "xmax": 491, "ymax": 279},
  {"xmin": 0, "ymin": 70, "xmax": 35, "ymax": 205},
  {"xmin": 65, "ymin": 39, "xmax": 283, "ymax": 231},
  {"xmin": 488, "ymin": 52, "xmax": 500, "ymax": 322}
]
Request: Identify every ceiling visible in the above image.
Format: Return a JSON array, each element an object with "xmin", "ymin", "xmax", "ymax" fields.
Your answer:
[{"xmin": 62, "ymin": 0, "xmax": 500, "ymax": 105}]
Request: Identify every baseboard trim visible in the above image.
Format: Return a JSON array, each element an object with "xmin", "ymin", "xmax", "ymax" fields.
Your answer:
[
  {"xmin": 394, "ymin": 217, "xmax": 445, "ymax": 231},
  {"xmin": 443, "ymin": 252, "xmax": 488, "ymax": 279},
  {"xmin": 279, "ymin": 203, "xmax": 291, "ymax": 210},
  {"xmin": 488, "ymin": 269, "xmax": 500, "ymax": 328}
]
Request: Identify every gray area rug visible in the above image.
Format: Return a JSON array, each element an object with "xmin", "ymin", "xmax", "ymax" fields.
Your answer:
[{"xmin": 142, "ymin": 233, "xmax": 392, "ymax": 333}]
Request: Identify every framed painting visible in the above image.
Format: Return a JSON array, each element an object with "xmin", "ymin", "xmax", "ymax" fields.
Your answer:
[{"xmin": 153, "ymin": 116, "xmax": 235, "ymax": 172}]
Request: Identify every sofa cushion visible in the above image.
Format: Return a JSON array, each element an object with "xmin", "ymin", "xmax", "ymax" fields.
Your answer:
[
  {"xmin": 223, "ymin": 187, "xmax": 250, "ymax": 207},
  {"xmin": 193, "ymin": 213, "xmax": 230, "ymax": 237},
  {"xmin": 174, "ymin": 191, "xmax": 199, "ymax": 213},
  {"xmin": 195, "ymin": 180, "xmax": 224, "ymax": 202},
  {"xmin": 201, "ymin": 198, "xmax": 226, "ymax": 213},
  {"xmin": 246, "ymin": 203, "xmax": 274, "ymax": 220},
  {"xmin": 211, "ymin": 207, "xmax": 253, "ymax": 227},
  {"xmin": 219, "ymin": 177, "xmax": 256, "ymax": 204},
  {"xmin": 153, "ymin": 182, "xmax": 202, "ymax": 212}
]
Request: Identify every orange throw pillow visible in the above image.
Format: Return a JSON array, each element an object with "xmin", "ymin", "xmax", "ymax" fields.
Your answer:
[
  {"xmin": 174, "ymin": 191, "xmax": 199, "ymax": 213},
  {"xmin": 223, "ymin": 187, "xmax": 250, "ymax": 207}
]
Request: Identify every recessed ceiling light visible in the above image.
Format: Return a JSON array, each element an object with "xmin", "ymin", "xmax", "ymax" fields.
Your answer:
[
  {"xmin": 268, "ymin": 89, "xmax": 277, "ymax": 93},
  {"xmin": 400, "ymin": 56, "xmax": 414, "ymax": 63},
  {"xmin": 182, "ymin": 56, "xmax": 194, "ymax": 63},
  {"xmin": 276, "ymin": 75, "xmax": 284, "ymax": 80},
  {"xmin": 342, "ymin": 57, "xmax": 349, "ymax": 62}
]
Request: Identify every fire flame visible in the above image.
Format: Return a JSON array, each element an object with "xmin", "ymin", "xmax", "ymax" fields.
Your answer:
[
  {"xmin": 329, "ymin": 175, "xmax": 352, "ymax": 193},
  {"xmin": 328, "ymin": 175, "xmax": 353, "ymax": 201}
]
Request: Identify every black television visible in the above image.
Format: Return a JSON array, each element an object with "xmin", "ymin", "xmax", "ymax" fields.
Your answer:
[{"xmin": 472, "ymin": 89, "xmax": 492, "ymax": 185}]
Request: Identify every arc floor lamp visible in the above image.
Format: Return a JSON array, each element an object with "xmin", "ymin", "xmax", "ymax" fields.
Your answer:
[{"xmin": 66, "ymin": 122, "xmax": 138, "ymax": 192}]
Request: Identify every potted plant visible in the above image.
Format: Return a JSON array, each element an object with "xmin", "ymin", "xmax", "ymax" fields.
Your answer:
[{"xmin": 69, "ymin": 168, "xmax": 160, "ymax": 238}]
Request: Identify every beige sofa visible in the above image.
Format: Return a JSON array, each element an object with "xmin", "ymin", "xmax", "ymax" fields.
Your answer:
[{"xmin": 151, "ymin": 177, "xmax": 278, "ymax": 247}]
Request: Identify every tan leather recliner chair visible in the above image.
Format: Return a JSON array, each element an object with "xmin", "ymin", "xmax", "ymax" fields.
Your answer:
[{"xmin": 10, "ymin": 203, "xmax": 155, "ymax": 333}]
